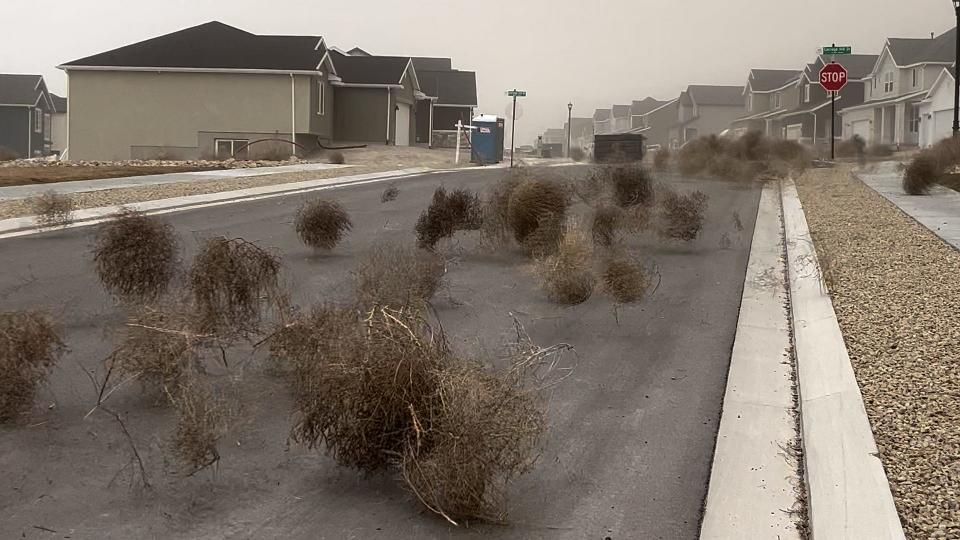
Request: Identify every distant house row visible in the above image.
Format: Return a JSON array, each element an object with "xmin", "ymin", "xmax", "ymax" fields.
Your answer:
[
  {"xmin": 0, "ymin": 75, "xmax": 67, "ymax": 157},
  {"xmin": 543, "ymin": 26, "xmax": 957, "ymax": 156},
  {"xmin": 0, "ymin": 21, "xmax": 479, "ymax": 160}
]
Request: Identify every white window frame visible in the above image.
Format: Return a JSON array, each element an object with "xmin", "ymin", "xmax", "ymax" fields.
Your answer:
[
  {"xmin": 214, "ymin": 138, "xmax": 250, "ymax": 159},
  {"xmin": 317, "ymin": 74, "xmax": 326, "ymax": 116},
  {"xmin": 43, "ymin": 112, "xmax": 51, "ymax": 141},
  {"xmin": 912, "ymin": 68, "xmax": 919, "ymax": 88},
  {"xmin": 908, "ymin": 103, "xmax": 921, "ymax": 133},
  {"xmin": 803, "ymin": 84, "xmax": 810, "ymax": 103},
  {"xmin": 773, "ymin": 92, "xmax": 782, "ymax": 109},
  {"xmin": 747, "ymin": 94, "xmax": 753, "ymax": 112},
  {"xmin": 883, "ymin": 71, "xmax": 894, "ymax": 93},
  {"xmin": 34, "ymin": 108, "xmax": 42, "ymax": 133}
]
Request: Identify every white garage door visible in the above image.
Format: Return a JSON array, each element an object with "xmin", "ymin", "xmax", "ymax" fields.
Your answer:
[
  {"xmin": 785, "ymin": 124, "xmax": 802, "ymax": 141},
  {"xmin": 395, "ymin": 104, "xmax": 411, "ymax": 146},
  {"xmin": 933, "ymin": 110, "xmax": 953, "ymax": 145},
  {"xmin": 851, "ymin": 120, "xmax": 871, "ymax": 141}
]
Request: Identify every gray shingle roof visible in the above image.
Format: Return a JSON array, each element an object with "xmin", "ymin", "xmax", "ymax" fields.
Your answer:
[
  {"xmin": 51, "ymin": 93, "xmax": 67, "ymax": 113},
  {"xmin": 418, "ymin": 69, "xmax": 477, "ymax": 106},
  {"xmin": 611, "ymin": 104, "xmax": 631, "ymax": 117},
  {"xmin": 594, "ymin": 109, "xmax": 611, "ymax": 121},
  {"xmin": 837, "ymin": 54, "xmax": 880, "ymax": 79},
  {"xmin": 687, "ymin": 85, "xmax": 745, "ymax": 106},
  {"xmin": 630, "ymin": 97, "xmax": 667, "ymax": 116},
  {"xmin": 413, "ymin": 57, "xmax": 453, "ymax": 71},
  {"xmin": 749, "ymin": 69, "xmax": 802, "ymax": 92},
  {"xmin": 888, "ymin": 27, "xmax": 956, "ymax": 66},
  {"xmin": 329, "ymin": 51, "xmax": 411, "ymax": 85},
  {"xmin": 0, "ymin": 74, "xmax": 43, "ymax": 105},
  {"xmin": 62, "ymin": 21, "xmax": 325, "ymax": 71}
]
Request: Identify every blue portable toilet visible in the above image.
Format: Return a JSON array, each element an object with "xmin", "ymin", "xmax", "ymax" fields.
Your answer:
[{"xmin": 471, "ymin": 115, "xmax": 505, "ymax": 164}]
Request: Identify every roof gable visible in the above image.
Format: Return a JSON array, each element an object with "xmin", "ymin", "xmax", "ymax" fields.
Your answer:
[
  {"xmin": 417, "ymin": 69, "xmax": 477, "ymax": 106},
  {"xmin": 630, "ymin": 97, "xmax": 667, "ymax": 115},
  {"xmin": 330, "ymin": 50, "xmax": 413, "ymax": 86},
  {"xmin": 886, "ymin": 27, "xmax": 956, "ymax": 67},
  {"xmin": 0, "ymin": 74, "xmax": 45, "ymax": 106},
  {"xmin": 61, "ymin": 21, "xmax": 326, "ymax": 72},
  {"xmin": 413, "ymin": 57, "xmax": 453, "ymax": 71},
  {"xmin": 611, "ymin": 104, "xmax": 631, "ymax": 117},
  {"xmin": 594, "ymin": 109, "xmax": 611, "ymax": 121},
  {"xmin": 747, "ymin": 69, "xmax": 802, "ymax": 92},
  {"xmin": 688, "ymin": 85, "xmax": 745, "ymax": 106}
]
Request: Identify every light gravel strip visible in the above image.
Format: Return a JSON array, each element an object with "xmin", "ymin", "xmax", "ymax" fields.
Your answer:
[
  {"xmin": 0, "ymin": 167, "xmax": 431, "ymax": 239},
  {"xmin": 701, "ymin": 183, "xmax": 801, "ymax": 539},
  {"xmin": 796, "ymin": 167, "xmax": 960, "ymax": 540},
  {"xmin": 856, "ymin": 162, "xmax": 960, "ymax": 250},
  {"xmin": 782, "ymin": 178, "xmax": 904, "ymax": 539}
]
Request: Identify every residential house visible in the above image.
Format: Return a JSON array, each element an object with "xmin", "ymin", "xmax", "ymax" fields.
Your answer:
[
  {"xmin": 918, "ymin": 66, "xmax": 957, "ymax": 147},
  {"xmin": 630, "ymin": 97, "xmax": 668, "ymax": 131},
  {"xmin": 413, "ymin": 58, "xmax": 478, "ymax": 148},
  {"xmin": 839, "ymin": 27, "xmax": 956, "ymax": 147},
  {"xmin": 668, "ymin": 85, "xmax": 746, "ymax": 149},
  {"xmin": 775, "ymin": 54, "xmax": 877, "ymax": 152},
  {"xmin": 611, "ymin": 104, "xmax": 632, "ymax": 133},
  {"xmin": 628, "ymin": 98, "xmax": 678, "ymax": 150},
  {"xmin": 594, "ymin": 109, "xmax": 612, "ymax": 135},
  {"xmin": 0, "ymin": 74, "xmax": 56, "ymax": 158},
  {"xmin": 562, "ymin": 117, "xmax": 594, "ymax": 156},
  {"xmin": 51, "ymin": 94, "xmax": 67, "ymax": 156},
  {"xmin": 730, "ymin": 69, "xmax": 801, "ymax": 137},
  {"xmin": 539, "ymin": 128, "xmax": 565, "ymax": 156}
]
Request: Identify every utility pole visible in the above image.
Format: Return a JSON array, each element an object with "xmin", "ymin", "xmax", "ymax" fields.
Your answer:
[
  {"xmin": 506, "ymin": 89, "xmax": 527, "ymax": 168},
  {"xmin": 567, "ymin": 102, "xmax": 573, "ymax": 158}
]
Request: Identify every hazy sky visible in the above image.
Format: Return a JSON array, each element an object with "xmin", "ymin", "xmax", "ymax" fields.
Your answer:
[{"xmin": 3, "ymin": 0, "xmax": 955, "ymax": 145}]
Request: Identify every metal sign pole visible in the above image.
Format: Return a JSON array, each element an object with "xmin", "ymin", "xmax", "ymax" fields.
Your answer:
[
  {"xmin": 510, "ymin": 93, "xmax": 517, "ymax": 168},
  {"xmin": 831, "ymin": 91, "xmax": 836, "ymax": 160}
]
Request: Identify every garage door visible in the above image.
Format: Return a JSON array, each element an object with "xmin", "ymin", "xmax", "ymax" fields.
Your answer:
[
  {"xmin": 851, "ymin": 120, "xmax": 871, "ymax": 141},
  {"xmin": 785, "ymin": 124, "xmax": 802, "ymax": 141},
  {"xmin": 395, "ymin": 104, "xmax": 411, "ymax": 146},
  {"xmin": 933, "ymin": 110, "xmax": 953, "ymax": 145}
]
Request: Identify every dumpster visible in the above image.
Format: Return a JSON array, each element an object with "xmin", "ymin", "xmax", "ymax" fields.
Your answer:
[
  {"xmin": 594, "ymin": 133, "xmax": 646, "ymax": 163},
  {"xmin": 471, "ymin": 115, "xmax": 505, "ymax": 164}
]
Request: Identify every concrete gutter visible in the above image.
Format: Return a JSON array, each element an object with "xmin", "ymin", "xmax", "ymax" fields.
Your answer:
[
  {"xmin": 856, "ymin": 162, "xmax": 960, "ymax": 250},
  {"xmin": 781, "ymin": 179, "xmax": 905, "ymax": 539},
  {"xmin": 0, "ymin": 167, "xmax": 431, "ymax": 239},
  {"xmin": 701, "ymin": 183, "xmax": 800, "ymax": 539}
]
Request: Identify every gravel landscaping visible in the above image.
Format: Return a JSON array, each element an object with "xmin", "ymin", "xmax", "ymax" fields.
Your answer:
[{"xmin": 796, "ymin": 166, "xmax": 960, "ymax": 540}]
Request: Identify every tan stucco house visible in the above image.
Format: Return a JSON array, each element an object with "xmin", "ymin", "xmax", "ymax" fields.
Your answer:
[
  {"xmin": 59, "ymin": 21, "xmax": 466, "ymax": 160},
  {"xmin": 668, "ymin": 85, "xmax": 746, "ymax": 149}
]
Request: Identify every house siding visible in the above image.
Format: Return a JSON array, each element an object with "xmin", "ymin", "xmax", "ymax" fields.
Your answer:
[
  {"xmin": 641, "ymin": 102, "xmax": 677, "ymax": 149},
  {"xmin": 0, "ymin": 106, "xmax": 29, "ymax": 157},
  {"xmin": 67, "ymin": 70, "xmax": 313, "ymax": 160},
  {"xmin": 335, "ymin": 87, "xmax": 390, "ymax": 143},
  {"xmin": 308, "ymin": 73, "xmax": 336, "ymax": 142}
]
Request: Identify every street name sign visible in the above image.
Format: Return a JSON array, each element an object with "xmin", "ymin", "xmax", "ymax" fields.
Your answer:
[
  {"xmin": 506, "ymin": 89, "xmax": 527, "ymax": 97},
  {"xmin": 822, "ymin": 45, "xmax": 852, "ymax": 55},
  {"xmin": 819, "ymin": 63, "xmax": 848, "ymax": 93}
]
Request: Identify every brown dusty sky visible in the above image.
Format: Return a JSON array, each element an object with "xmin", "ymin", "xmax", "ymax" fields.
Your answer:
[{"xmin": 3, "ymin": 0, "xmax": 955, "ymax": 145}]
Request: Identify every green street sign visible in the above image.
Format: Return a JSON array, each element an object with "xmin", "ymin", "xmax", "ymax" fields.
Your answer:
[
  {"xmin": 822, "ymin": 46, "xmax": 852, "ymax": 55},
  {"xmin": 506, "ymin": 90, "xmax": 527, "ymax": 97}
]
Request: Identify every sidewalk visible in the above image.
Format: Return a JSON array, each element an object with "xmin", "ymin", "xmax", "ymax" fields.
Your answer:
[
  {"xmin": 856, "ymin": 162, "xmax": 960, "ymax": 250},
  {"xmin": 0, "ymin": 162, "xmax": 352, "ymax": 202}
]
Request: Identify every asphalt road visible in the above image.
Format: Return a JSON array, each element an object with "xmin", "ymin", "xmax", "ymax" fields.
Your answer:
[{"xmin": 0, "ymin": 166, "xmax": 761, "ymax": 539}]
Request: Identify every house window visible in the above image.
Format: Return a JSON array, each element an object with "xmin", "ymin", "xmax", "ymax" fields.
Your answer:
[
  {"xmin": 34, "ymin": 108, "xmax": 42, "ymax": 133},
  {"xmin": 883, "ymin": 71, "xmax": 894, "ymax": 93},
  {"xmin": 747, "ymin": 94, "xmax": 753, "ymax": 112},
  {"xmin": 43, "ymin": 113, "xmax": 51, "ymax": 141},
  {"xmin": 908, "ymin": 103, "xmax": 920, "ymax": 133},
  {"xmin": 803, "ymin": 84, "xmax": 810, "ymax": 103},
  {"xmin": 773, "ymin": 93, "xmax": 782, "ymax": 109},
  {"xmin": 912, "ymin": 68, "xmax": 919, "ymax": 88},
  {"xmin": 317, "ymin": 77, "xmax": 326, "ymax": 115},
  {"xmin": 215, "ymin": 139, "xmax": 250, "ymax": 159}
]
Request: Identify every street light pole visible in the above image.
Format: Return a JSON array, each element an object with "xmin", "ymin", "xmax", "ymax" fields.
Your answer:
[
  {"xmin": 954, "ymin": 0, "xmax": 960, "ymax": 138},
  {"xmin": 510, "ymin": 93, "xmax": 517, "ymax": 168},
  {"xmin": 567, "ymin": 102, "xmax": 573, "ymax": 158}
]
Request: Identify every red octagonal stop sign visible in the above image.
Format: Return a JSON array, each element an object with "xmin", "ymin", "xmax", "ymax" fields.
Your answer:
[{"xmin": 819, "ymin": 63, "xmax": 848, "ymax": 92}]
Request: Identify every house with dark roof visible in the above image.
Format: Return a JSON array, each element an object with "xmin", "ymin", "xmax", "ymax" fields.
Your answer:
[
  {"xmin": 611, "ymin": 104, "xmax": 632, "ymax": 133},
  {"xmin": 918, "ymin": 64, "xmax": 957, "ymax": 147},
  {"xmin": 627, "ymin": 98, "xmax": 678, "ymax": 150},
  {"xmin": 668, "ymin": 85, "xmax": 746, "ymax": 149},
  {"xmin": 730, "ymin": 69, "xmax": 802, "ymax": 137},
  {"xmin": 594, "ymin": 109, "xmax": 612, "ymax": 135},
  {"xmin": 50, "ymin": 94, "xmax": 68, "ymax": 155},
  {"xmin": 563, "ymin": 117, "xmax": 594, "ymax": 156},
  {"xmin": 538, "ymin": 128, "xmax": 566, "ymax": 156},
  {"xmin": 839, "ymin": 27, "xmax": 956, "ymax": 147},
  {"xmin": 630, "ymin": 98, "xmax": 668, "ymax": 131},
  {"xmin": 57, "ymin": 21, "xmax": 464, "ymax": 160},
  {"xmin": 773, "ymin": 54, "xmax": 877, "ymax": 151},
  {"xmin": 410, "ymin": 57, "xmax": 478, "ymax": 148},
  {"xmin": 0, "ymin": 74, "xmax": 56, "ymax": 158}
]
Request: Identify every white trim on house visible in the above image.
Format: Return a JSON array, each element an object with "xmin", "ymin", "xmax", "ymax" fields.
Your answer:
[
  {"xmin": 331, "ymin": 82, "xmax": 403, "ymax": 89},
  {"xmin": 57, "ymin": 65, "xmax": 322, "ymax": 76},
  {"xmin": 0, "ymin": 103, "xmax": 32, "ymax": 107},
  {"xmin": 314, "ymin": 51, "xmax": 338, "ymax": 75},
  {"xmin": 314, "ymin": 37, "xmax": 327, "ymax": 51},
  {"xmin": 838, "ymin": 89, "xmax": 927, "ymax": 114},
  {"xmin": 433, "ymin": 103, "xmax": 477, "ymax": 108},
  {"xmin": 921, "ymin": 67, "xmax": 955, "ymax": 102},
  {"xmin": 639, "ymin": 98, "xmax": 679, "ymax": 117}
]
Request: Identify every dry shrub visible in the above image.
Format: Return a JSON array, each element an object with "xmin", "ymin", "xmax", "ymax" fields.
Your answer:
[
  {"xmin": 0, "ymin": 145, "xmax": 18, "ymax": 161},
  {"xmin": 658, "ymin": 188, "xmax": 709, "ymax": 241},
  {"xmin": 481, "ymin": 170, "xmax": 526, "ymax": 246},
  {"xmin": 569, "ymin": 147, "xmax": 585, "ymax": 162},
  {"xmin": 603, "ymin": 163, "xmax": 654, "ymax": 208},
  {"xmin": 401, "ymin": 361, "xmax": 545, "ymax": 523},
  {"xmin": 328, "ymin": 151, "xmax": 346, "ymax": 165},
  {"xmin": 536, "ymin": 221, "xmax": 595, "ymax": 305},
  {"xmin": 0, "ymin": 311, "xmax": 64, "ymax": 422},
  {"xmin": 188, "ymin": 237, "xmax": 281, "ymax": 335},
  {"xmin": 31, "ymin": 191, "xmax": 74, "ymax": 229},
  {"xmin": 109, "ymin": 305, "xmax": 204, "ymax": 391},
  {"xmin": 707, "ymin": 155, "xmax": 753, "ymax": 180},
  {"xmin": 93, "ymin": 209, "xmax": 179, "ymax": 302},
  {"xmin": 169, "ymin": 376, "xmax": 227, "ymax": 474},
  {"xmin": 381, "ymin": 184, "xmax": 400, "ymax": 203},
  {"xmin": 507, "ymin": 178, "xmax": 569, "ymax": 250},
  {"xmin": 354, "ymin": 241, "xmax": 445, "ymax": 309},
  {"xmin": 602, "ymin": 255, "xmax": 651, "ymax": 304},
  {"xmin": 728, "ymin": 130, "xmax": 770, "ymax": 161},
  {"xmin": 295, "ymin": 199, "xmax": 352, "ymax": 250},
  {"xmin": 415, "ymin": 187, "xmax": 482, "ymax": 249},
  {"xmin": 592, "ymin": 205, "xmax": 624, "ymax": 247},
  {"xmin": 677, "ymin": 135, "xmax": 728, "ymax": 176},
  {"xmin": 903, "ymin": 153, "xmax": 940, "ymax": 195},
  {"xmin": 653, "ymin": 147, "xmax": 671, "ymax": 171},
  {"xmin": 867, "ymin": 144, "xmax": 894, "ymax": 157},
  {"xmin": 769, "ymin": 139, "xmax": 811, "ymax": 172},
  {"xmin": 836, "ymin": 135, "xmax": 867, "ymax": 158}
]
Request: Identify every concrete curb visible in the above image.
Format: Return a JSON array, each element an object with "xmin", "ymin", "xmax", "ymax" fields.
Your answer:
[
  {"xmin": 0, "ymin": 167, "xmax": 433, "ymax": 239},
  {"xmin": 781, "ymin": 179, "xmax": 905, "ymax": 539},
  {"xmin": 700, "ymin": 183, "xmax": 800, "ymax": 539}
]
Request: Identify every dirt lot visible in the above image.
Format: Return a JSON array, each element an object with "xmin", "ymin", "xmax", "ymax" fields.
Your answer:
[
  {"xmin": 0, "ymin": 167, "xmax": 759, "ymax": 539},
  {"xmin": 0, "ymin": 165, "xmax": 230, "ymax": 187},
  {"xmin": 796, "ymin": 166, "xmax": 960, "ymax": 539}
]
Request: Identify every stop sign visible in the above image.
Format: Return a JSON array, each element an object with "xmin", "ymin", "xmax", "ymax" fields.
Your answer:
[{"xmin": 819, "ymin": 63, "xmax": 848, "ymax": 92}]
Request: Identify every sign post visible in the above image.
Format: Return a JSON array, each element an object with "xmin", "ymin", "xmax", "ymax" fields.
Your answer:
[
  {"xmin": 506, "ymin": 89, "xmax": 527, "ymax": 168},
  {"xmin": 819, "ymin": 62, "xmax": 848, "ymax": 160}
]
